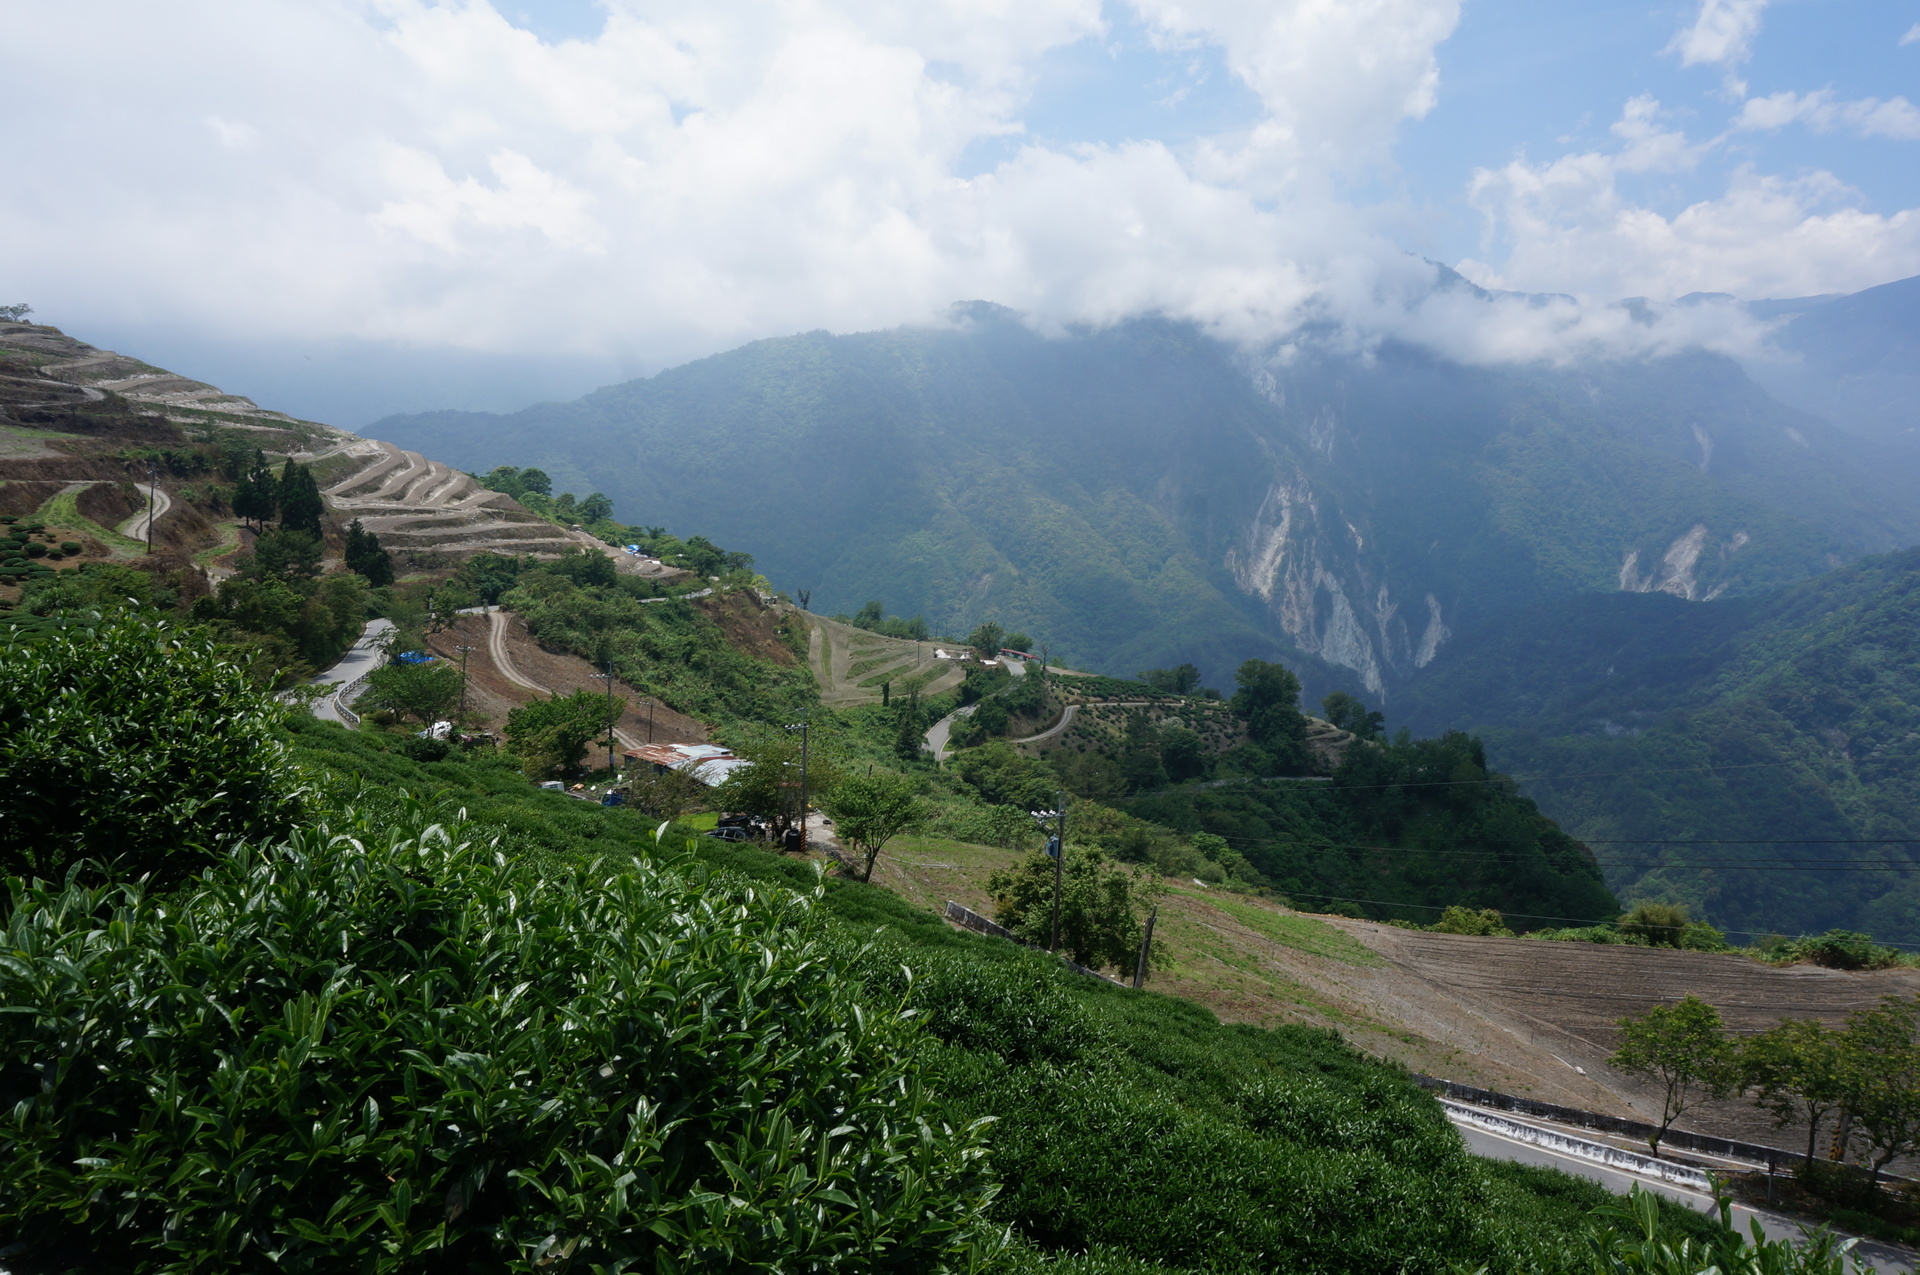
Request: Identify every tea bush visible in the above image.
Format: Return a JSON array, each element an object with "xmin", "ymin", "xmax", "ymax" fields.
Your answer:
[
  {"xmin": 0, "ymin": 614, "xmax": 303, "ymax": 887},
  {"xmin": 0, "ymin": 802, "xmax": 998, "ymax": 1272}
]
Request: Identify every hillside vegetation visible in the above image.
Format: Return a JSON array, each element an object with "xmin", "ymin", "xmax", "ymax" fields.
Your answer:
[
  {"xmin": 3, "ymin": 616, "xmax": 1757, "ymax": 1273},
  {"xmin": 1398, "ymin": 546, "xmax": 1920, "ymax": 941},
  {"xmin": 375, "ymin": 308, "xmax": 1920, "ymax": 700}
]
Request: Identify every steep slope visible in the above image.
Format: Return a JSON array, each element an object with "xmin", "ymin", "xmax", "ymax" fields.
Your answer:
[
  {"xmin": 0, "ymin": 318, "xmax": 607, "ymax": 567},
  {"xmin": 1396, "ymin": 547, "xmax": 1920, "ymax": 941},
  {"xmin": 375, "ymin": 307, "xmax": 1920, "ymax": 699},
  {"xmin": 1744, "ymin": 273, "xmax": 1920, "ymax": 445}
]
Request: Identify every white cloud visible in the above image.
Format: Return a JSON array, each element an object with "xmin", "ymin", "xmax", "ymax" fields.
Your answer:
[
  {"xmin": 1902, "ymin": 22, "xmax": 1920, "ymax": 46},
  {"xmin": 1667, "ymin": 0, "xmax": 1769, "ymax": 69},
  {"xmin": 0, "ymin": 0, "xmax": 1911, "ymax": 387},
  {"xmin": 1462, "ymin": 99, "xmax": 1920, "ymax": 302},
  {"xmin": 1735, "ymin": 89, "xmax": 1920, "ymax": 140}
]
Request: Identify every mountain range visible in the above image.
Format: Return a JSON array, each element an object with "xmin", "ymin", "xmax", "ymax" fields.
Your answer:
[{"xmin": 375, "ymin": 274, "xmax": 1920, "ymax": 941}]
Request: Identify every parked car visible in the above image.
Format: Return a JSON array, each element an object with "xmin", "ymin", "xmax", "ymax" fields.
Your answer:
[{"xmin": 702, "ymin": 826, "xmax": 749, "ymax": 842}]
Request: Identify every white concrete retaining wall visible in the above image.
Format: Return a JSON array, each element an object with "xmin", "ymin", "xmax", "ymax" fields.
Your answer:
[{"xmin": 1441, "ymin": 1100, "xmax": 1715, "ymax": 1191}]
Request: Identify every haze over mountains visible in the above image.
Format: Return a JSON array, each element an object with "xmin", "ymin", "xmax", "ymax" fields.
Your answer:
[
  {"xmin": 379, "ymin": 275, "xmax": 1920, "ymax": 695},
  {"xmin": 378, "ymin": 271, "xmax": 1920, "ymax": 941}
]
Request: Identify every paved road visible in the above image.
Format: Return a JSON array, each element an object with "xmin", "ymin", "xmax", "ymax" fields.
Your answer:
[
  {"xmin": 118, "ymin": 482, "xmax": 171, "ymax": 543},
  {"xmin": 924, "ymin": 704, "xmax": 976, "ymax": 762},
  {"xmin": 1008, "ymin": 703, "xmax": 1077, "ymax": 746},
  {"xmin": 1457, "ymin": 1121, "xmax": 1914, "ymax": 1271},
  {"xmin": 308, "ymin": 618, "xmax": 395, "ymax": 724}
]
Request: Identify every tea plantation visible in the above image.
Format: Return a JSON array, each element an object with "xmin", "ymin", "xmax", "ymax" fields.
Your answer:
[{"xmin": 0, "ymin": 617, "xmax": 1844, "ymax": 1272}]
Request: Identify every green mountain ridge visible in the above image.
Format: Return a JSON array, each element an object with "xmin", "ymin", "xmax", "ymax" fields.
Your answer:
[
  {"xmin": 1396, "ymin": 547, "xmax": 1920, "ymax": 941},
  {"xmin": 376, "ymin": 308, "xmax": 1920, "ymax": 702}
]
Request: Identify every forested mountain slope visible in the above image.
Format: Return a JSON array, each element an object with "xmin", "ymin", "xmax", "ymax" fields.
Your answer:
[
  {"xmin": 1396, "ymin": 547, "xmax": 1920, "ymax": 941},
  {"xmin": 378, "ymin": 304, "xmax": 1920, "ymax": 698}
]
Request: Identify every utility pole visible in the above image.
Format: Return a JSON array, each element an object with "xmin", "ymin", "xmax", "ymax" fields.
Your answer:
[
  {"xmin": 1133, "ymin": 904, "xmax": 1158, "ymax": 989},
  {"xmin": 591, "ymin": 661, "xmax": 615, "ymax": 773},
  {"xmin": 642, "ymin": 696, "xmax": 654, "ymax": 743},
  {"xmin": 455, "ymin": 644, "xmax": 475, "ymax": 720},
  {"xmin": 145, "ymin": 459, "xmax": 158, "ymax": 555},
  {"xmin": 1052, "ymin": 789, "xmax": 1065, "ymax": 953},
  {"xmin": 1029, "ymin": 792, "xmax": 1067, "ymax": 953},
  {"xmin": 787, "ymin": 715, "xmax": 811, "ymax": 853}
]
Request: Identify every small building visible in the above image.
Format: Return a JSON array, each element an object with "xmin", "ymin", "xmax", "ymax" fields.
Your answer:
[{"xmin": 620, "ymin": 741, "xmax": 751, "ymax": 786}]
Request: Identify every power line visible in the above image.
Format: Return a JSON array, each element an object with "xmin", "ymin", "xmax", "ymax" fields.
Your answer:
[{"xmin": 1194, "ymin": 831, "xmax": 1920, "ymax": 868}]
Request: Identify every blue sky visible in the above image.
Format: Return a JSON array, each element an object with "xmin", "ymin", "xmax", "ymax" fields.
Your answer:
[{"xmin": 0, "ymin": 0, "xmax": 1915, "ymax": 424}]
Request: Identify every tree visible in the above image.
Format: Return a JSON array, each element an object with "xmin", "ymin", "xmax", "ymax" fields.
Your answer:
[
  {"xmin": 363, "ymin": 659, "xmax": 466, "ymax": 726},
  {"xmin": 342, "ymin": 519, "xmax": 394, "ymax": 587},
  {"xmin": 578, "ymin": 492, "xmax": 615, "ymax": 523},
  {"xmin": 517, "ymin": 467, "xmax": 552, "ymax": 496},
  {"xmin": 825, "ymin": 771, "xmax": 927, "ymax": 881},
  {"xmin": 621, "ymin": 764, "xmax": 706, "ymax": 820},
  {"xmin": 987, "ymin": 846, "xmax": 1165, "ymax": 973},
  {"xmin": 1231, "ymin": 659, "xmax": 1309, "ymax": 772},
  {"xmin": 1838, "ymin": 995, "xmax": 1920, "ymax": 1185},
  {"xmin": 854, "ymin": 600, "xmax": 886, "ymax": 629},
  {"xmin": 246, "ymin": 527, "xmax": 323, "ymax": 580},
  {"xmin": 1320, "ymin": 691, "xmax": 1384, "ymax": 740},
  {"xmin": 1140, "ymin": 664, "xmax": 1201, "ymax": 695},
  {"xmin": 1611, "ymin": 995, "xmax": 1738, "ymax": 1156},
  {"xmin": 276, "ymin": 460, "xmax": 325, "ymax": 538},
  {"xmin": 0, "ymin": 613, "xmax": 300, "ymax": 887},
  {"xmin": 0, "ymin": 302, "xmax": 31, "ymax": 322},
  {"xmin": 1430, "ymin": 905, "xmax": 1512, "ymax": 936},
  {"xmin": 505, "ymin": 688, "xmax": 622, "ymax": 778},
  {"xmin": 1003, "ymin": 631, "xmax": 1033, "ymax": 655},
  {"xmin": 1742, "ymin": 1017, "xmax": 1846, "ymax": 1169},
  {"xmin": 1160, "ymin": 724, "xmax": 1207, "ymax": 783},
  {"xmin": 710, "ymin": 729, "xmax": 842, "ymax": 839},
  {"xmin": 233, "ymin": 452, "xmax": 278, "ymax": 529},
  {"xmin": 968, "ymin": 621, "xmax": 1006, "ymax": 659}
]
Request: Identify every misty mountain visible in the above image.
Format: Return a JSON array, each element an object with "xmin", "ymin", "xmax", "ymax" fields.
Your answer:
[
  {"xmin": 1744, "ymin": 273, "xmax": 1920, "ymax": 446},
  {"xmin": 377, "ymin": 301, "xmax": 1920, "ymax": 702},
  {"xmin": 1395, "ymin": 547, "xmax": 1920, "ymax": 943}
]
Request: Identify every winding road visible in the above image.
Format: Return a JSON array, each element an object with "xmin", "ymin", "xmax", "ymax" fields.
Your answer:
[
  {"xmin": 485, "ymin": 606, "xmax": 642, "ymax": 752},
  {"xmin": 307, "ymin": 618, "xmax": 395, "ymax": 725},
  {"xmin": 118, "ymin": 483, "xmax": 171, "ymax": 543}
]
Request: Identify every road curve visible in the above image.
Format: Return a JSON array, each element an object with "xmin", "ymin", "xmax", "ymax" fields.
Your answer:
[
  {"xmin": 118, "ymin": 483, "xmax": 171, "ymax": 543},
  {"xmin": 306, "ymin": 618, "xmax": 395, "ymax": 724},
  {"xmin": 1008, "ymin": 703, "xmax": 1078, "ymax": 746},
  {"xmin": 924, "ymin": 704, "xmax": 976, "ymax": 763}
]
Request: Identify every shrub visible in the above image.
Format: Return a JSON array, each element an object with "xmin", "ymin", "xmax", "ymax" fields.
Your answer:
[
  {"xmin": 1777, "ymin": 929, "xmax": 1902, "ymax": 970},
  {"xmin": 0, "ymin": 613, "xmax": 303, "ymax": 887},
  {"xmin": 1431, "ymin": 904, "xmax": 1513, "ymax": 936},
  {"xmin": 0, "ymin": 806, "xmax": 999, "ymax": 1271},
  {"xmin": 397, "ymin": 733, "xmax": 452, "ymax": 762},
  {"xmin": 1619, "ymin": 901, "xmax": 1693, "ymax": 947},
  {"xmin": 58, "ymin": 541, "xmax": 80, "ymax": 554},
  {"xmin": 22, "ymin": 540, "xmax": 46, "ymax": 558}
]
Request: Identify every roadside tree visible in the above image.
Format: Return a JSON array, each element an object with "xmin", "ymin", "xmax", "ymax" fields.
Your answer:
[
  {"xmin": 1742, "ymin": 1017, "xmax": 1846, "ymax": 1169},
  {"xmin": 365, "ymin": 660, "xmax": 466, "ymax": 727},
  {"xmin": 1838, "ymin": 995, "xmax": 1920, "ymax": 1185},
  {"xmin": 825, "ymin": 771, "xmax": 926, "ymax": 881},
  {"xmin": 1611, "ymin": 994, "xmax": 1738, "ymax": 1156}
]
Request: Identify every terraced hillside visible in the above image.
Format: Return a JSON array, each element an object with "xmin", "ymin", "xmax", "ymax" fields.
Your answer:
[
  {"xmin": 0, "ymin": 319, "xmax": 613, "ymax": 567},
  {"xmin": 805, "ymin": 612, "xmax": 965, "ymax": 706}
]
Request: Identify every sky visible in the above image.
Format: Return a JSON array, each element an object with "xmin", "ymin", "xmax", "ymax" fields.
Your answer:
[{"xmin": 1, "ymin": 0, "xmax": 1916, "ymax": 425}]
